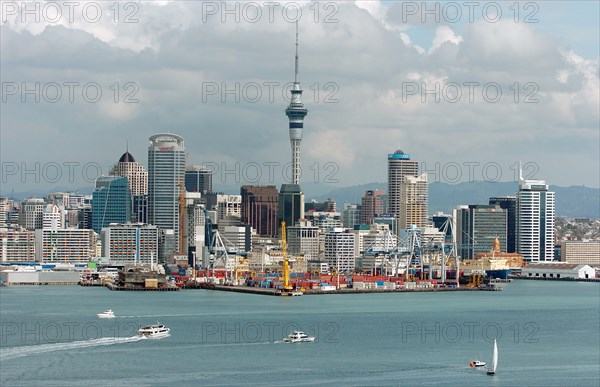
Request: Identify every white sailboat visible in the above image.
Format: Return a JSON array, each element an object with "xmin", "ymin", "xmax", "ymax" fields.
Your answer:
[{"xmin": 487, "ymin": 339, "xmax": 498, "ymax": 375}]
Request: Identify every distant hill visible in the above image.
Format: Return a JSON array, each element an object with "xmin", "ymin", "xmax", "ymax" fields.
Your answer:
[
  {"xmin": 5, "ymin": 181, "xmax": 598, "ymax": 219},
  {"xmin": 311, "ymin": 181, "xmax": 600, "ymax": 219}
]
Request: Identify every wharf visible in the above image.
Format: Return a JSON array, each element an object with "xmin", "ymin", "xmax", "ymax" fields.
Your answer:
[
  {"xmin": 79, "ymin": 281, "xmax": 106, "ymax": 287},
  {"xmin": 303, "ymin": 286, "xmax": 501, "ymax": 295},
  {"xmin": 202, "ymin": 284, "xmax": 501, "ymax": 296},
  {"xmin": 1, "ymin": 281, "xmax": 79, "ymax": 286},
  {"xmin": 208, "ymin": 285, "xmax": 281, "ymax": 296},
  {"xmin": 105, "ymin": 282, "xmax": 180, "ymax": 291},
  {"xmin": 511, "ymin": 276, "xmax": 600, "ymax": 283}
]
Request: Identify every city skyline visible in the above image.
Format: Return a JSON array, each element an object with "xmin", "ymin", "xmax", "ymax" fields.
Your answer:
[{"xmin": 1, "ymin": 1, "xmax": 599, "ymax": 195}]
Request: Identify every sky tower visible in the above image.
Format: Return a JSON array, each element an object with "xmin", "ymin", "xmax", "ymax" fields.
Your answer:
[
  {"xmin": 285, "ymin": 22, "xmax": 308, "ymax": 185},
  {"xmin": 279, "ymin": 23, "xmax": 306, "ymax": 234}
]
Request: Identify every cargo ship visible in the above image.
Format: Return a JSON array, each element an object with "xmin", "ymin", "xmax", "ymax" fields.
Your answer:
[{"xmin": 485, "ymin": 269, "xmax": 512, "ymax": 280}]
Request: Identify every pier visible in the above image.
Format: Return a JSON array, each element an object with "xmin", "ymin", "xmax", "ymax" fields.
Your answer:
[
  {"xmin": 105, "ymin": 282, "xmax": 180, "ymax": 291},
  {"xmin": 511, "ymin": 276, "xmax": 600, "ymax": 283},
  {"xmin": 197, "ymin": 284, "xmax": 502, "ymax": 296}
]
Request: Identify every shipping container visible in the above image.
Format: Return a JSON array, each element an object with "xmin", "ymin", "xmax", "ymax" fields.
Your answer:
[{"xmin": 145, "ymin": 279, "xmax": 158, "ymax": 288}]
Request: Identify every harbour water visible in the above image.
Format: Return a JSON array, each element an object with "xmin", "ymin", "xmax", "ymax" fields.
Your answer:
[{"xmin": 1, "ymin": 281, "xmax": 598, "ymax": 386}]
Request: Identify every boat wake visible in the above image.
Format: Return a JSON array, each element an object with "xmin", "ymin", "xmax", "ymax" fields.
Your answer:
[
  {"xmin": 0, "ymin": 336, "xmax": 145, "ymax": 361},
  {"xmin": 198, "ymin": 341, "xmax": 276, "ymax": 348}
]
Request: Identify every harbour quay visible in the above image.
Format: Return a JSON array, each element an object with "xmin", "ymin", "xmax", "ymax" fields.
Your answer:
[{"xmin": 196, "ymin": 282, "xmax": 501, "ymax": 296}]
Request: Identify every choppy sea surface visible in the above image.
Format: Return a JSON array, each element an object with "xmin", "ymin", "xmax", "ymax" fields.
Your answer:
[{"xmin": 1, "ymin": 280, "xmax": 599, "ymax": 386}]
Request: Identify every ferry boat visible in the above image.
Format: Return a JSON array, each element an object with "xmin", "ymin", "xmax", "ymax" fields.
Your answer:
[
  {"xmin": 97, "ymin": 309, "xmax": 116, "ymax": 319},
  {"xmin": 138, "ymin": 323, "xmax": 170, "ymax": 339},
  {"xmin": 283, "ymin": 331, "xmax": 315, "ymax": 343}
]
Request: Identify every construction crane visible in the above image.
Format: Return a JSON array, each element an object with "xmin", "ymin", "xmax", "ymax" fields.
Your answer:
[
  {"xmin": 179, "ymin": 181, "xmax": 186, "ymax": 255},
  {"xmin": 280, "ymin": 221, "xmax": 293, "ymax": 292}
]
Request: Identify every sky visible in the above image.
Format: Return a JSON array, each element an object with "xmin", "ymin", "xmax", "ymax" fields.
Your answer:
[{"xmin": 1, "ymin": 0, "xmax": 599, "ymax": 196}]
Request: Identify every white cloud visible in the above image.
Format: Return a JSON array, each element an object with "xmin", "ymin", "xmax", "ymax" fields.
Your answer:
[
  {"xmin": 0, "ymin": 2, "xmax": 598, "ymax": 192},
  {"xmin": 429, "ymin": 25, "xmax": 463, "ymax": 53}
]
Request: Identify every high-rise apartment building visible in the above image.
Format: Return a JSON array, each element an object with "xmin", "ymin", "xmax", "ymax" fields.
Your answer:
[
  {"xmin": 0, "ymin": 227, "xmax": 35, "ymax": 262},
  {"xmin": 324, "ymin": 228, "xmax": 355, "ymax": 273},
  {"xmin": 387, "ymin": 150, "xmax": 428, "ymax": 230},
  {"xmin": 101, "ymin": 223, "xmax": 158, "ymax": 265},
  {"xmin": 360, "ymin": 189, "xmax": 385, "ymax": 225},
  {"xmin": 517, "ymin": 176, "xmax": 555, "ymax": 262},
  {"xmin": 35, "ymin": 229, "xmax": 97, "ymax": 263}
]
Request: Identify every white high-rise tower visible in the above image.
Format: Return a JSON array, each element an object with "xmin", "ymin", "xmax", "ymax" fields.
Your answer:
[
  {"xmin": 285, "ymin": 22, "xmax": 308, "ymax": 185},
  {"xmin": 517, "ymin": 166, "xmax": 555, "ymax": 262}
]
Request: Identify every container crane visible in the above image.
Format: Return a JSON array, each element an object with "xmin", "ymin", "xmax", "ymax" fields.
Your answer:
[{"xmin": 281, "ymin": 221, "xmax": 293, "ymax": 292}]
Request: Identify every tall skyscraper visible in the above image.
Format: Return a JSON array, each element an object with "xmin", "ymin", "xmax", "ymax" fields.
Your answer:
[
  {"xmin": 489, "ymin": 196, "xmax": 517, "ymax": 253},
  {"xmin": 286, "ymin": 22, "xmax": 308, "ymax": 185},
  {"xmin": 92, "ymin": 176, "xmax": 132, "ymax": 234},
  {"xmin": 387, "ymin": 150, "xmax": 428, "ymax": 230},
  {"xmin": 185, "ymin": 166, "xmax": 212, "ymax": 194},
  {"xmin": 148, "ymin": 133, "xmax": 186, "ymax": 259},
  {"xmin": 456, "ymin": 204, "xmax": 507, "ymax": 259},
  {"xmin": 109, "ymin": 151, "xmax": 148, "ymax": 196},
  {"xmin": 278, "ymin": 184, "xmax": 304, "ymax": 232},
  {"xmin": 109, "ymin": 150, "xmax": 148, "ymax": 223},
  {"xmin": 241, "ymin": 185, "xmax": 279, "ymax": 237},
  {"xmin": 360, "ymin": 189, "xmax": 385, "ymax": 225},
  {"xmin": 517, "ymin": 174, "xmax": 555, "ymax": 262}
]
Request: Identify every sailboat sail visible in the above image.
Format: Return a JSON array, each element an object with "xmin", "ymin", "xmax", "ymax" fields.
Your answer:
[
  {"xmin": 487, "ymin": 339, "xmax": 498, "ymax": 375},
  {"xmin": 492, "ymin": 339, "xmax": 498, "ymax": 371}
]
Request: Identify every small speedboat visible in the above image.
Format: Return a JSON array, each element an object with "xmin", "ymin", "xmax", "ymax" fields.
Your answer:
[
  {"xmin": 138, "ymin": 323, "xmax": 170, "ymax": 339},
  {"xmin": 97, "ymin": 309, "xmax": 115, "ymax": 319},
  {"xmin": 283, "ymin": 331, "xmax": 315, "ymax": 343},
  {"xmin": 470, "ymin": 360, "xmax": 486, "ymax": 367}
]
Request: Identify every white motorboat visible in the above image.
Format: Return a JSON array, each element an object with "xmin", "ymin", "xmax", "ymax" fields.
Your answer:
[
  {"xmin": 138, "ymin": 323, "xmax": 171, "ymax": 339},
  {"xmin": 97, "ymin": 309, "xmax": 115, "ymax": 319},
  {"xmin": 283, "ymin": 331, "xmax": 315, "ymax": 343},
  {"xmin": 470, "ymin": 360, "xmax": 486, "ymax": 367},
  {"xmin": 487, "ymin": 339, "xmax": 498, "ymax": 375}
]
